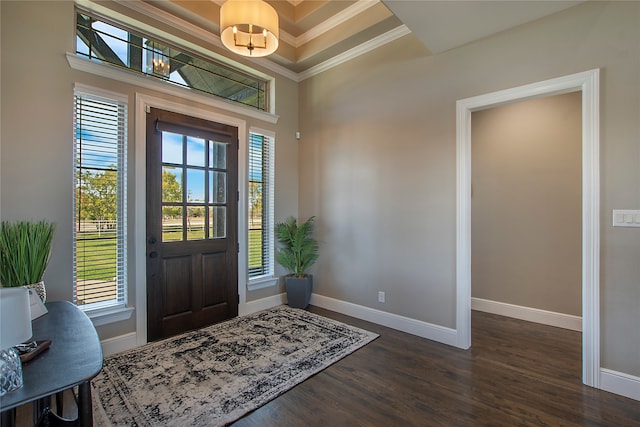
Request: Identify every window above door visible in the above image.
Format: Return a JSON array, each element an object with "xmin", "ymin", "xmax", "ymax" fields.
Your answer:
[{"xmin": 75, "ymin": 10, "xmax": 269, "ymax": 112}]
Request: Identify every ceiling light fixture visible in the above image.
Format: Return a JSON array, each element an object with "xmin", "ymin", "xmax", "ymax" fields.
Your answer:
[{"xmin": 219, "ymin": 0, "xmax": 279, "ymax": 58}]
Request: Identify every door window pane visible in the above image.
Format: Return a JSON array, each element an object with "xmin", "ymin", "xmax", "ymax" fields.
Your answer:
[
  {"xmin": 209, "ymin": 206, "xmax": 226, "ymax": 238},
  {"xmin": 162, "ymin": 132, "xmax": 183, "ymax": 164},
  {"xmin": 187, "ymin": 206, "xmax": 205, "ymax": 240},
  {"xmin": 186, "ymin": 169, "xmax": 205, "ymax": 203},
  {"xmin": 209, "ymin": 141, "xmax": 227, "ymax": 169},
  {"xmin": 209, "ymin": 171, "xmax": 227, "ymax": 203},
  {"xmin": 162, "ymin": 166, "xmax": 182, "ymax": 202},
  {"xmin": 162, "ymin": 206, "xmax": 183, "ymax": 241},
  {"xmin": 186, "ymin": 136, "xmax": 206, "ymax": 167}
]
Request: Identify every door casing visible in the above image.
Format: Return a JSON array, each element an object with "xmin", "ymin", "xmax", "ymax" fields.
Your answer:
[
  {"xmin": 455, "ymin": 69, "xmax": 600, "ymax": 387},
  {"xmin": 134, "ymin": 94, "xmax": 249, "ymax": 347}
]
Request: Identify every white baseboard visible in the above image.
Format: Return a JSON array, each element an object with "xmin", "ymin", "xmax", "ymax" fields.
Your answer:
[
  {"xmin": 100, "ymin": 331, "xmax": 137, "ymax": 357},
  {"xmin": 471, "ymin": 297, "xmax": 582, "ymax": 331},
  {"xmin": 310, "ymin": 294, "xmax": 458, "ymax": 347},
  {"xmin": 239, "ymin": 293, "xmax": 287, "ymax": 316},
  {"xmin": 600, "ymin": 368, "xmax": 640, "ymax": 401}
]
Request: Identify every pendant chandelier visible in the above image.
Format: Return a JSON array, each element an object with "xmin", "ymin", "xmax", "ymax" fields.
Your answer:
[{"xmin": 219, "ymin": 0, "xmax": 279, "ymax": 58}]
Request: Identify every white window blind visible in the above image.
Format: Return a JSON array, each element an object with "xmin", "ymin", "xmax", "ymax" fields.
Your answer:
[
  {"xmin": 248, "ymin": 132, "xmax": 274, "ymax": 280},
  {"xmin": 73, "ymin": 89, "xmax": 128, "ymax": 309}
]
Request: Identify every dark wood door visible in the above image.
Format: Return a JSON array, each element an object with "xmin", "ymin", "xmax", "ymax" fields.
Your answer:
[{"xmin": 146, "ymin": 108, "xmax": 238, "ymax": 341}]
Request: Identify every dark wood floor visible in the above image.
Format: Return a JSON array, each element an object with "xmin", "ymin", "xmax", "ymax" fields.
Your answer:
[{"xmin": 232, "ymin": 307, "xmax": 640, "ymax": 426}]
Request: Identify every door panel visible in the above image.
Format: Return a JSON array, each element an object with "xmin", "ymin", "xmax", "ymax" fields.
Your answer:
[
  {"xmin": 162, "ymin": 256, "xmax": 192, "ymax": 316},
  {"xmin": 147, "ymin": 108, "xmax": 238, "ymax": 341},
  {"xmin": 202, "ymin": 252, "xmax": 227, "ymax": 306}
]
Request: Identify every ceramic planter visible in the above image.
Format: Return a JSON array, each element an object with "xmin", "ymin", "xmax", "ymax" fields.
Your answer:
[
  {"xmin": 27, "ymin": 281, "xmax": 46, "ymax": 303},
  {"xmin": 285, "ymin": 275, "xmax": 313, "ymax": 309}
]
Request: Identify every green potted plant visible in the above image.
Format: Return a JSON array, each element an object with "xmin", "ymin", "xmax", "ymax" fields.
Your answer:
[
  {"xmin": 0, "ymin": 220, "xmax": 56, "ymax": 302},
  {"xmin": 275, "ymin": 216, "xmax": 319, "ymax": 309}
]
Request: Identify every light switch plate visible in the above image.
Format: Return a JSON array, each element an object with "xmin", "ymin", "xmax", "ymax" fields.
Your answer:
[{"xmin": 612, "ymin": 210, "xmax": 640, "ymax": 227}]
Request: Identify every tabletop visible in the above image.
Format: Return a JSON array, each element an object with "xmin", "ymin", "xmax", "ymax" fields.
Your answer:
[{"xmin": 0, "ymin": 301, "xmax": 103, "ymax": 412}]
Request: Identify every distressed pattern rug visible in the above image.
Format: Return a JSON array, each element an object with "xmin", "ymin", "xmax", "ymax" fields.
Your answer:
[{"xmin": 92, "ymin": 306, "xmax": 378, "ymax": 426}]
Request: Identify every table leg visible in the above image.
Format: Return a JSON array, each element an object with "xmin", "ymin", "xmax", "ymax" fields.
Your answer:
[
  {"xmin": 34, "ymin": 396, "xmax": 51, "ymax": 426},
  {"xmin": 1, "ymin": 408, "xmax": 16, "ymax": 427},
  {"xmin": 55, "ymin": 391, "xmax": 65, "ymax": 416},
  {"xmin": 77, "ymin": 382, "xmax": 93, "ymax": 427}
]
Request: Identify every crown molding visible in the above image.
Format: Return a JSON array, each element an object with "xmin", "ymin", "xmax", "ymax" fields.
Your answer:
[
  {"xmin": 298, "ymin": 25, "xmax": 411, "ymax": 81},
  {"xmin": 293, "ymin": 0, "xmax": 380, "ymax": 48}
]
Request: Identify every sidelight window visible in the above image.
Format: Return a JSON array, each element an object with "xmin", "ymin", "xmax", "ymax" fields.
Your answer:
[
  {"xmin": 248, "ymin": 131, "xmax": 275, "ymax": 282},
  {"xmin": 73, "ymin": 87, "xmax": 128, "ymax": 310}
]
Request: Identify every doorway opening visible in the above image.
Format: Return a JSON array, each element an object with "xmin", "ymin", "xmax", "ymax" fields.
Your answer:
[
  {"xmin": 455, "ymin": 69, "xmax": 600, "ymax": 387},
  {"xmin": 470, "ymin": 92, "xmax": 583, "ymax": 328}
]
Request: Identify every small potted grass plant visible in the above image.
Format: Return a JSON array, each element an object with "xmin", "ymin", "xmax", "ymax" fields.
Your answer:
[
  {"xmin": 0, "ymin": 220, "xmax": 56, "ymax": 302},
  {"xmin": 275, "ymin": 216, "xmax": 319, "ymax": 309}
]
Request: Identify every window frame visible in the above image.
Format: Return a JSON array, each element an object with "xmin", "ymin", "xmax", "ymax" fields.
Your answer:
[
  {"xmin": 74, "ymin": 9, "xmax": 269, "ymax": 112},
  {"xmin": 247, "ymin": 129, "xmax": 276, "ymax": 290},
  {"xmin": 73, "ymin": 84, "xmax": 133, "ymax": 325}
]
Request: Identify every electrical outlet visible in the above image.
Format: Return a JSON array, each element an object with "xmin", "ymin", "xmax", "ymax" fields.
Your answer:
[{"xmin": 378, "ymin": 291, "xmax": 385, "ymax": 303}]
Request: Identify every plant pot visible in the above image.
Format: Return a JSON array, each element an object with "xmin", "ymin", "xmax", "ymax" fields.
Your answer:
[
  {"xmin": 285, "ymin": 275, "xmax": 313, "ymax": 309},
  {"xmin": 27, "ymin": 281, "xmax": 46, "ymax": 303}
]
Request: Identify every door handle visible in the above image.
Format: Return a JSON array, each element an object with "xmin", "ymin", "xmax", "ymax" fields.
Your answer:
[{"xmin": 149, "ymin": 251, "xmax": 158, "ymax": 258}]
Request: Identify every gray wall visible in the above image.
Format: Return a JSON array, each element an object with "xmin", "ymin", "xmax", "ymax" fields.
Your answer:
[
  {"xmin": 0, "ymin": 1, "xmax": 299, "ymax": 340},
  {"xmin": 471, "ymin": 92, "xmax": 582, "ymax": 316},
  {"xmin": 299, "ymin": 1, "xmax": 640, "ymax": 376}
]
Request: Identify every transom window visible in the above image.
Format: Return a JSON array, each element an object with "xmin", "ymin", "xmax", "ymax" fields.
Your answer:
[{"xmin": 75, "ymin": 11, "xmax": 268, "ymax": 111}]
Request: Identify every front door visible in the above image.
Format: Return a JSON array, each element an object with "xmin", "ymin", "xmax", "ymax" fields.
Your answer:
[{"xmin": 146, "ymin": 108, "xmax": 238, "ymax": 341}]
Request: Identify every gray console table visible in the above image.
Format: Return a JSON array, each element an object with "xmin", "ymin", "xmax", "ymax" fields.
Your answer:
[{"xmin": 0, "ymin": 301, "xmax": 103, "ymax": 426}]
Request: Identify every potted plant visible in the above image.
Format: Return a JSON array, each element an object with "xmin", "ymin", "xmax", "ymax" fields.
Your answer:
[
  {"xmin": 0, "ymin": 220, "xmax": 56, "ymax": 302},
  {"xmin": 275, "ymin": 216, "xmax": 319, "ymax": 309}
]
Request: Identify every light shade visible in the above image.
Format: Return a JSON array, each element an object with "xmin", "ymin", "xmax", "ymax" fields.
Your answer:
[
  {"xmin": 0, "ymin": 287, "xmax": 32, "ymax": 396},
  {"xmin": 0, "ymin": 287, "xmax": 33, "ymax": 349},
  {"xmin": 220, "ymin": 0, "xmax": 279, "ymax": 57}
]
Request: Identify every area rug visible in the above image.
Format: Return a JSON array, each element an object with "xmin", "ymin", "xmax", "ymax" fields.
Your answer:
[{"xmin": 92, "ymin": 305, "xmax": 378, "ymax": 426}]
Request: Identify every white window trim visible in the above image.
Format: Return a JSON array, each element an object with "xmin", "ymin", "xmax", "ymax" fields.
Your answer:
[
  {"xmin": 74, "ymin": 82, "xmax": 128, "ymax": 107},
  {"xmin": 68, "ymin": 54, "xmax": 279, "ymax": 125},
  {"xmin": 73, "ymin": 83, "xmax": 132, "ymax": 326},
  {"xmin": 86, "ymin": 305, "xmax": 134, "ymax": 327},
  {"xmin": 247, "ymin": 128, "xmax": 276, "ymax": 291},
  {"xmin": 249, "ymin": 276, "xmax": 280, "ymax": 291}
]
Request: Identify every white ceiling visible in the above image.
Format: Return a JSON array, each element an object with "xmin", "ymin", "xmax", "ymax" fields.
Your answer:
[{"xmin": 383, "ymin": 0, "xmax": 585, "ymax": 54}]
